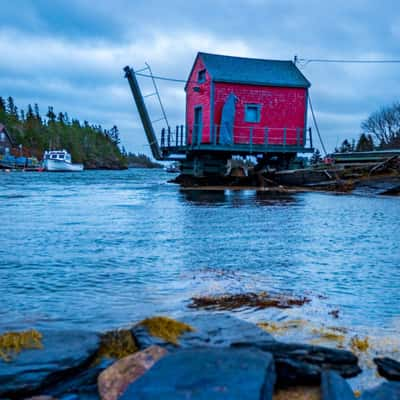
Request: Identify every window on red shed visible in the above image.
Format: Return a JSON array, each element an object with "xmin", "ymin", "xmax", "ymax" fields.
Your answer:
[
  {"xmin": 244, "ymin": 104, "xmax": 261, "ymax": 123},
  {"xmin": 197, "ymin": 69, "xmax": 206, "ymax": 83}
]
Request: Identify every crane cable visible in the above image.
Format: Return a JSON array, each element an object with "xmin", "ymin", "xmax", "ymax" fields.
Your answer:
[{"xmin": 308, "ymin": 94, "xmax": 328, "ymax": 156}]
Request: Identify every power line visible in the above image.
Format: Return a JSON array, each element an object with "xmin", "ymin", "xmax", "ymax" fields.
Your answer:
[{"xmin": 298, "ymin": 58, "xmax": 400, "ymax": 66}]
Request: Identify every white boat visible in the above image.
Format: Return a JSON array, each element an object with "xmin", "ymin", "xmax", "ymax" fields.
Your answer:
[
  {"xmin": 43, "ymin": 150, "xmax": 84, "ymax": 172},
  {"xmin": 164, "ymin": 162, "xmax": 180, "ymax": 173}
]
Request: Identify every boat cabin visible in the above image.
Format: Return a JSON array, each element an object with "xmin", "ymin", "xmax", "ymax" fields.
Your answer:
[
  {"xmin": 44, "ymin": 150, "xmax": 72, "ymax": 163},
  {"xmin": 184, "ymin": 52, "xmax": 311, "ymax": 152}
]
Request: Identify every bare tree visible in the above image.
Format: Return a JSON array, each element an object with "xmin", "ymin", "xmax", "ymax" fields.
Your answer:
[{"xmin": 361, "ymin": 102, "xmax": 400, "ymax": 147}]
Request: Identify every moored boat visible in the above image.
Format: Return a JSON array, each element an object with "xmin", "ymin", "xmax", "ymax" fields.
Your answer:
[{"xmin": 43, "ymin": 150, "xmax": 84, "ymax": 172}]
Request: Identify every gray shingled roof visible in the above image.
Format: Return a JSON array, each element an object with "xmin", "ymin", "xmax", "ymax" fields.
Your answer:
[{"xmin": 197, "ymin": 52, "xmax": 311, "ymax": 88}]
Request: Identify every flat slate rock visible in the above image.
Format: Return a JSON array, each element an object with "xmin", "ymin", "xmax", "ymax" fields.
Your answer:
[
  {"xmin": 233, "ymin": 340, "xmax": 361, "ymax": 386},
  {"xmin": 0, "ymin": 330, "xmax": 99, "ymax": 398},
  {"xmin": 119, "ymin": 347, "xmax": 276, "ymax": 400},
  {"xmin": 132, "ymin": 313, "xmax": 275, "ymax": 350},
  {"xmin": 321, "ymin": 370, "xmax": 355, "ymax": 400},
  {"xmin": 374, "ymin": 357, "xmax": 400, "ymax": 381},
  {"xmin": 360, "ymin": 382, "xmax": 400, "ymax": 400}
]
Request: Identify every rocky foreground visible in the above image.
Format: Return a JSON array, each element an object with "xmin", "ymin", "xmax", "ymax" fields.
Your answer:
[{"xmin": 1, "ymin": 314, "xmax": 399, "ymax": 400}]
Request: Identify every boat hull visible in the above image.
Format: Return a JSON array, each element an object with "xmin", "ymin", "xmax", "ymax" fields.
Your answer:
[{"xmin": 44, "ymin": 159, "xmax": 84, "ymax": 172}]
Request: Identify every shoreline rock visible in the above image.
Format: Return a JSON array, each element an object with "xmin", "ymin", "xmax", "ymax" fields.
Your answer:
[
  {"xmin": 98, "ymin": 346, "xmax": 167, "ymax": 400},
  {"xmin": 119, "ymin": 348, "xmax": 276, "ymax": 400},
  {"xmin": 5, "ymin": 314, "xmax": 398, "ymax": 400},
  {"xmin": 374, "ymin": 357, "xmax": 400, "ymax": 381},
  {"xmin": 0, "ymin": 330, "xmax": 99, "ymax": 398}
]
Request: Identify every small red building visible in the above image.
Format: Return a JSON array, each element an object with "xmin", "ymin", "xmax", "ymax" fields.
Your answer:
[{"xmin": 185, "ymin": 52, "xmax": 311, "ymax": 148}]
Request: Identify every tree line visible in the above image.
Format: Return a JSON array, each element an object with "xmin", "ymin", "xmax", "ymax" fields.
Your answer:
[
  {"xmin": 0, "ymin": 96, "xmax": 127, "ymax": 169},
  {"xmin": 311, "ymin": 100, "xmax": 400, "ymax": 164},
  {"xmin": 336, "ymin": 101, "xmax": 400, "ymax": 153}
]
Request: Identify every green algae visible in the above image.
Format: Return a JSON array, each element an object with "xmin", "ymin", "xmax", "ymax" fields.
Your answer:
[
  {"xmin": 0, "ymin": 329, "xmax": 43, "ymax": 362},
  {"xmin": 139, "ymin": 316, "xmax": 195, "ymax": 345}
]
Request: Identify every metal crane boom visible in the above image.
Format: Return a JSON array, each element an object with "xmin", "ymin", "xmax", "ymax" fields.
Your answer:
[{"xmin": 123, "ymin": 66, "xmax": 163, "ymax": 161}]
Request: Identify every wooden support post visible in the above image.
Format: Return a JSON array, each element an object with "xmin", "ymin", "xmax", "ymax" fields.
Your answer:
[
  {"xmin": 175, "ymin": 126, "xmax": 179, "ymax": 147},
  {"xmin": 185, "ymin": 125, "xmax": 189, "ymax": 148},
  {"xmin": 309, "ymin": 127, "xmax": 313, "ymax": 149},
  {"xmin": 180, "ymin": 125, "xmax": 184, "ymax": 146},
  {"xmin": 167, "ymin": 126, "xmax": 171, "ymax": 147},
  {"xmin": 161, "ymin": 128, "xmax": 165, "ymax": 147},
  {"xmin": 283, "ymin": 128, "xmax": 287, "ymax": 146}
]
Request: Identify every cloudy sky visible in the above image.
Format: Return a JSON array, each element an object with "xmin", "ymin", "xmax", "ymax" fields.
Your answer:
[{"xmin": 0, "ymin": 0, "xmax": 399, "ymax": 154}]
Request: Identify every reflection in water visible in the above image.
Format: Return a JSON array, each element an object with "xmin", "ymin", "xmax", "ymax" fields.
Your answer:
[{"xmin": 180, "ymin": 189, "xmax": 296, "ymax": 207}]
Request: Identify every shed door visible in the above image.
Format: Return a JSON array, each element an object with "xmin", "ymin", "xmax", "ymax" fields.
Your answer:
[{"xmin": 193, "ymin": 106, "xmax": 203, "ymax": 145}]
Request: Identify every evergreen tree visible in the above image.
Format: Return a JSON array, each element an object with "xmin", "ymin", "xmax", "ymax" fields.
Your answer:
[
  {"xmin": 26, "ymin": 104, "xmax": 35, "ymax": 120},
  {"xmin": 338, "ymin": 139, "xmax": 354, "ymax": 153},
  {"xmin": 7, "ymin": 96, "xmax": 16, "ymax": 115},
  {"xmin": 34, "ymin": 103, "xmax": 41, "ymax": 121},
  {"xmin": 20, "ymin": 109, "xmax": 25, "ymax": 121},
  {"xmin": 46, "ymin": 106, "xmax": 56, "ymax": 122},
  {"xmin": 310, "ymin": 149, "xmax": 322, "ymax": 165},
  {"xmin": 109, "ymin": 125, "xmax": 120, "ymax": 144},
  {"xmin": 0, "ymin": 97, "xmax": 6, "ymax": 113},
  {"xmin": 57, "ymin": 112, "xmax": 65, "ymax": 124},
  {"xmin": 355, "ymin": 133, "xmax": 374, "ymax": 152}
]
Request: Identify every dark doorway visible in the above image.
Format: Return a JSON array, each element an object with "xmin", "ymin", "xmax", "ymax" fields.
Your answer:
[{"xmin": 193, "ymin": 106, "xmax": 203, "ymax": 145}]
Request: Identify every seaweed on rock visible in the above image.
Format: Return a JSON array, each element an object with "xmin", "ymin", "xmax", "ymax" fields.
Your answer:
[
  {"xmin": 189, "ymin": 292, "xmax": 311, "ymax": 311},
  {"xmin": 138, "ymin": 316, "xmax": 194, "ymax": 345},
  {"xmin": 0, "ymin": 329, "xmax": 43, "ymax": 362},
  {"xmin": 97, "ymin": 329, "xmax": 139, "ymax": 360},
  {"xmin": 350, "ymin": 336, "xmax": 370, "ymax": 353}
]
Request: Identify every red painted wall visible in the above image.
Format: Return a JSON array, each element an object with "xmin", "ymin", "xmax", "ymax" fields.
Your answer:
[
  {"xmin": 213, "ymin": 83, "xmax": 307, "ymax": 145},
  {"xmin": 186, "ymin": 57, "xmax": 212, "ymax": 144}
]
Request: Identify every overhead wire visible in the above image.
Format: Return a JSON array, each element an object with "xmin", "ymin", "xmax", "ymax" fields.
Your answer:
[{"xmin": 135, "ymin": 57, "xmax": 400, "ymax": 155}]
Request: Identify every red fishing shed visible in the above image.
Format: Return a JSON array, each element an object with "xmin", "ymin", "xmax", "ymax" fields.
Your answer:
[
  {"xmin": 185, "ymin": 52, "xmax": 311, "ymax": 149},
  {"xmin": 124, "ymin": 51, "xmax": 313, "ymax": 176}
]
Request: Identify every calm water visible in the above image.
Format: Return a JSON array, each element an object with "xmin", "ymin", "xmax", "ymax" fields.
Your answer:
[{"xmin": 1, "ymin": 169, "xmax": 399, "ymax": 336}]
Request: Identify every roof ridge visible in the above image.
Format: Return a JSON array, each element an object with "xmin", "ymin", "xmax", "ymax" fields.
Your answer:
[{"xmin": 198, "ymin": 51, "xmax": 293, "ymax": 64}]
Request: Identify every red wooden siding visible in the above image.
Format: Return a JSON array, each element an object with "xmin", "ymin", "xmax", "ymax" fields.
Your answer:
[
  {"xmin": 186, "ymin": 57, "xmax": 212, "ymax": 144},
  {"xmin": 213, "ymin": 83, "xmax": 307, "ymax": 145}
]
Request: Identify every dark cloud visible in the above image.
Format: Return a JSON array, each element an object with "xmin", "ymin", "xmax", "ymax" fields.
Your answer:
[{"xmin": 0, "ymin": 0, "xmax": 399, "ymax": 152}]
